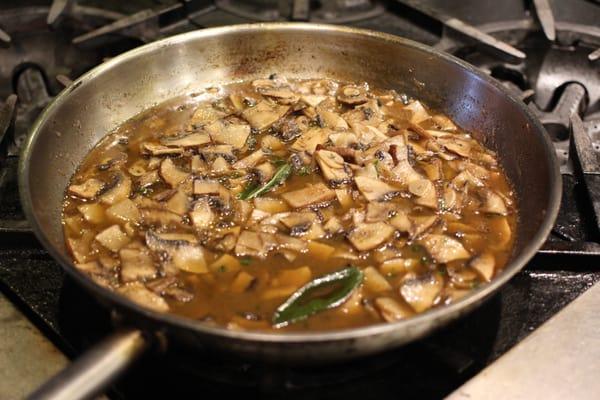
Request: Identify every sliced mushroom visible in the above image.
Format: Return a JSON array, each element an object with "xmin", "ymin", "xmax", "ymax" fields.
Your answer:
[
  {"xmin": 365, "ymin": 202, "xmax": 396, "ymax": 222},
  {"xmin": 259, "ymin": 87, "xmax": 299, "ymax": 105},
  {"xmin": 189, "ymin": 103, "xmax": 229, "ymax": 127},
  {"xmin": 200, "ymin": 145, "xmax": 235, "ymax": 162},
  {"xmin": 99, "ymin": 174, "xmax": 131, "ymax": 205},
  {"xmin": 354, "ymin": 176, "xmax": 399, "ymax": 202},
  {"xmin": 235, "ymin": 230, "xmax": 276, "ymax": 258},
  {"xmin": 254, "ymin": 162, "xmax": 275, "ymax": 183},
  {"xmin": 437, "ymin": 137, "xmax": 472, "ymax": 158},
  {"xmin": 420, "ymin": 234, "xmax": 470, "ymax": 263},
  {"xmin": 363, "ymin": 266, "xmax": 392, "ymax": 293},
  {"xmin": 117, "ymin": 282, "xmax": 169, "ymax": 312},
  {"xmin": 337, "ymin": 85, "xmax": 368, "ymax": 105},
  {"xmin": 189, "ymin": 198, "xmax": 215, "ymax": 229},
  {"xmin": 78, "ymin": 203, "xmax": 105, "ymax": 224},
  {"xmin": 140, "ymin": 208, "xmax": 182, "ymax": 227},
  {"xmin": 241, "ymin": 101, "xmax": 289, "ymax": 131},
  {"xmin": 404, "ymin": 100, "xmax": 430, "ymax": 124},
  {"xmin": 159, "ymin": 158, "xmax": 189, "ymax": 187},
  {"xmin": 138, "ymin": 170, "xmax": 160, "ymax": 188},
  {"xmin": 106, "ymin": 198, "xmax": 140, "ymax": 224},
  {"xmin": 68, "ymin": 178, "xmax": 105, "ymax": 199},
  {"xmin": 193, "ymin": 179, "xmax": 230, "ymax": 200},
  {"xmin": 400, "ymin": 273, "xmax": 443, "ymax": 313},
  {"xmin": 160, "ymin": 133, "xmax": 211, "ymax": 148},
  {"xmin": 212, "ymin": 156, "xmax": 232, "ymax": 173},
  {"xmin": 374, "ymin": 297, "xmax": 414, "ymax": 322},
  {"xmin": 276, "ymin": 233, "xmax": 308, "ymax": 252},
  {"xmin": 232, "ymin": 149, "xmax": 265, "ymax": 170},
  {"xmin": 281, "ymin": 183, "xmax": 336, "ymax": 208},
  {"xmin": 315, "ymin": 149, "xmax": 352, "ymax": 185},
  {"xmin": 142, "ymin": 143, "xmax": 183, "ymax": 156},
  {"xmin": 389, "ymin": 212, "xmax": 411, "ymax": 232},
  {"xmin": 481, "ymin": 190, "xmax": 508, "ymax": 215},
  {"xmin": 317, "ymin": 108, "xmax": 349, "ymax": 131},
  {"xmin": 206, "ymin": 119, "xmax": 251, "ymax": 149},
  {"xmin": 290, "ymin": 127, "xmax": 331, "ymax": 154},
  {"xmin": 347, "ymin": 222, "xmax": 395, "ymax": 251},
  {"xmin": 95, "ymin": 225, "xmax": 130, "ymax": 252},
  {"xmin": 431, "ymin": 114, "xmax": 457, "ymax": 131},
  {"xmin": 470, "ymin": 252, "xmax": 495, "ymax": 282},
  {"xmin": 165, "ymin": 190, "xmax": 189, "ymax": 215},
  {"xmin": 408, "ymin": 179, "xmax": 438, "ymax": 209},
  {"xmin": 145, "ymin": 230, "xmax": 207, "ymax": 274},
  {"xmin": 119, "ymin": 247, "xmax": 156, "ymax": 282},
  {"xmin": 409, "ymin": 215, "xmax": 438, "ymax": 238},
  {"xmin": 301, "ymin": 94, "xmax": 327, "ymax": 107}
]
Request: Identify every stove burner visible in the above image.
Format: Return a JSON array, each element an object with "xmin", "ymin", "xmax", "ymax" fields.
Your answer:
[
  {"xmin": 215, "ymin": 0, "xmax": 385, "ymax": 23},
  {"xmin": 0, "ymin": 6, "xmax": 144, "ymax": 156}
]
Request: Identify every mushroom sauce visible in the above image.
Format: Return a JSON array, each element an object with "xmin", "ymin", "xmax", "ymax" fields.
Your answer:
[{"xmin": 62, "ymin": 76, "xmax": 516, "ymax": 331}]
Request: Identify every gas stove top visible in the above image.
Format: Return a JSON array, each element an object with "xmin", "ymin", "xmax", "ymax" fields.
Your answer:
[{"xmin": 0, "ymin": 1, "xmax": 599, "ymax": 399}]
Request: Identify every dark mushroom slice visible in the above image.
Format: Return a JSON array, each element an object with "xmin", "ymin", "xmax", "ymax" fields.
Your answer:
[
  {"xmin": 347, "ymin": 222, "xmax": 395, "ymax": 251},
  {"xmin": 119, "ymin": 246, "xmax": 157, "ymax": 283},
  {"xmin": 281, "ymin": 183, "xmax": 336, "ymax": 209},
  {"xmin": 142, "ymin": 142, "xmax": 184, "ymax": 156},
  {"xmin": 68, "ymin": 178, "xmax": 105, "ymax": 199},
  {"xmin": 241, "ymin": 100, "xmax": 289, "ymax": 131},
  {"xmin": 145, "ymin": 230, "xmax": 208, "ymax": 274},
  {"xmin": 117, "ymin": 282, "xmax": 169, "ymax": 312}
]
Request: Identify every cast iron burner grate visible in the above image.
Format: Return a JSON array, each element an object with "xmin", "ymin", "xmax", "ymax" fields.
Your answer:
[{"xmin": 0, "ymin": 1, "xmax": 599, "ymax": 399}]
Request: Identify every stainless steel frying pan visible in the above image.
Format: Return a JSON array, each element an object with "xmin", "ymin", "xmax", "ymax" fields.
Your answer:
[{"xmin": 19, "ymin": 23, "xmax": 561, "ymax": 400}]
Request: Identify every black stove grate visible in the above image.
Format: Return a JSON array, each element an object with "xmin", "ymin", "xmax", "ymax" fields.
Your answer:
[{"xmin": 1, "ymin": 1, "xmax": 599, "ymax": 399}]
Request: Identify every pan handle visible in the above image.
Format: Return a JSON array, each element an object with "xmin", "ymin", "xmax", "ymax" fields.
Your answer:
[{"xmin": 28, "ymin": 328, "xmax": 150, "ymax": 400}]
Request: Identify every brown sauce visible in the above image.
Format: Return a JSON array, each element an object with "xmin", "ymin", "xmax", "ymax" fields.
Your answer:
[{"xmin": 62, "ymin": 77, "xmax": 517, "ymax": 332}]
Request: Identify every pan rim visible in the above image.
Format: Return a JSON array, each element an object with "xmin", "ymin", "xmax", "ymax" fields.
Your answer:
[{"xmin": 19, "ymin": 22, "xmax": 562, "ymax": 345}]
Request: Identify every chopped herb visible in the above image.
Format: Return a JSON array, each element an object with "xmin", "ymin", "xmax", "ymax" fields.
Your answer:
[
  {"xmin": 238, "ymin": 163, "xmax": 292, "ymax": 200},
  {"xmin": 296, "ymin": 165, "xmax": 312, "ymax": 176},
  {"xmin": 246, "ymin": 135, "xmax": 257, "ymax": 150},
  {"xmin": 137, "ymin": 186, "xmax": 153, "ymax": 196},
  {"xmin": 269, "ymin": 155, "xmax": 286, "ymax": 167},
  {"xmin": 272, "ymin": 266, "xmax": 363, "ymax": 328},
  {"xmin": 217, "ymin": 265, "xmax": 227, "ymax": 273},
  {"xmin": 240, "ymin": 257, "xmax": 253, "ymax": 266}
]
